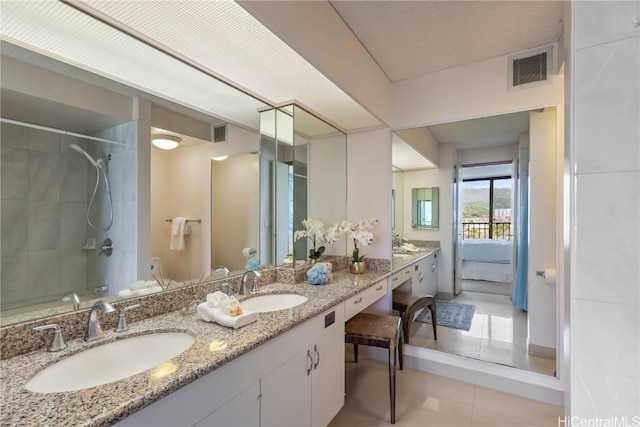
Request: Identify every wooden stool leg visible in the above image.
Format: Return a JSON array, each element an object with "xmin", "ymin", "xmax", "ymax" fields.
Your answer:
[
  {"xmin": 398, "ymin": 328, "xmax": 404, "ymax": 371},
  {"xmin": 428, "ymin": 303, "xmax": 437, "ymax": 340},
  {"xmin": 388, "ymin": 339, "xmax": 396, "ymax": 424},
  {"xmin": 353, "ymin": 342, "xmax": 359, "ymax": 363}
]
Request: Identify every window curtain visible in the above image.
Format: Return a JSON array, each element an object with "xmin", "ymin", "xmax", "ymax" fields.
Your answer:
[{"xmin": 512, "ymin": 154, "xmax": 529, "ymax": 311}]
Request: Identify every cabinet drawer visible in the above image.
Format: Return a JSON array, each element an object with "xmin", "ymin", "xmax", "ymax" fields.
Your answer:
[
  {"xmin": 392, "ymin": 267, "xmax": 412, "ymax": 289},
  {"xmin": 344, "ymin": 289, "xmax": 370, "ymax": 320},
  {"xmin": 369, "ymin": 281, "xmax": 387, "ymax": 303}
]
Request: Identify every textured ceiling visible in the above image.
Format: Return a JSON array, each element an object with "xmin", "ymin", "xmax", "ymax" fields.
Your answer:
[{"xmin": 331, "ymin": 1, "xmax": 565, "ymax": 82}]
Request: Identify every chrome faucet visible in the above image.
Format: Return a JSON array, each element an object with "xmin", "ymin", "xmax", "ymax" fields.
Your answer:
[
  {"xmin": 85, "ymin": 301, "xmax": 115, "ymax": 342},
  {"xmin": 240, "ymin": 270, "xmax": 262, "ymax": 295},
  {"xmin": 212, "ymin": 265, "xmax": 235, "ymax": 296},
  {"xmin": 62, "ymin": 292, "xmax": 80, "ymax": 310},
  {"xmin": 212, "ymin": 265, "xmax": 230, "ymax": 277}
]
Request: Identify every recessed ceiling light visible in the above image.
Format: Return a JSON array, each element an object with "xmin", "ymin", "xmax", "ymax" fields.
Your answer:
[
  {"xmin": 211, "ymin": 155, "xmax": 229, "ymax": 161},
  {"xmin": 152, "ymin": 134, "xmax": 181, "ymax": 150}
]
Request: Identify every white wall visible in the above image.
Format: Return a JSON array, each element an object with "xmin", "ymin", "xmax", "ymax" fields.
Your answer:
[
  {"xmin": 392, "ymin": 48, "xmax": 564, "ymax": 130},
  {"xmin": 457, "ymin": 143, "xmax": 518, "ymax": 166},
  {"xmin": 569, "ymin": 0, "xmax": 640, "ymax": 418},
  {"xmin": 347, "ymin": 128, "xmax": 392, "ymax": 312},
  {"xmin": 528, "ymin": 109, "xmax": 559, "ymax": 354},
  {"xmin": 211, "ymin": 153, "xmax": 260, "ymax": 272},
  {"xmin": 395, "ymin": 126, "xmax": 440, "ymax": 166},
  {"xmin": 402, "ymin": 142, "xmax": 456, "ymax": 295},
  {"xmin": 149, "ymin": 122, "xmax": 260, "ymax": 280}
]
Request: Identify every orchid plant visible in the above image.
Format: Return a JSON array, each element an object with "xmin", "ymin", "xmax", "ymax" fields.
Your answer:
[
  {"xmin": 294, "ymin": 218, "xmax": 344, "ymax": 260},
  {"xmin": 346, "ymin": 218, "xmax": 379, "ymax": 262}
]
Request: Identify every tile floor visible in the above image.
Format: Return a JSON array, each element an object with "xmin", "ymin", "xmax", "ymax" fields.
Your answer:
[
  {"xmin": 407, "ymin": 290, "xmax": 556, "ymax": 376},
  {"xmin": 330, "ymin": 357, "xmax": 564, "ymax": 427}
]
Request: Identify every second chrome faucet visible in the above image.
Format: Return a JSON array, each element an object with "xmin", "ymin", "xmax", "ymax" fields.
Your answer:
[{"xmin": 85, "ymin": 301, "xmax": 115, "ymax": 342}]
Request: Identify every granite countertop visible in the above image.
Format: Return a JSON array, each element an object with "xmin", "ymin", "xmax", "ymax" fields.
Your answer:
[
  {"xmin": 0, "ymin": 269, "xmax": 390, "ymax": 427},
  {"xmin": 392, "ymin": 247, "xmax": 440, "ymax": 271}
]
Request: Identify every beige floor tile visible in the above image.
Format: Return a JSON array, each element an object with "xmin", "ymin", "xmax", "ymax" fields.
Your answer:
[
  {"xmin": 470, "ymin": 407, "xmax": 530, "ymax": 427},
  {"xmin": 473, "ymin": 386, "xmax": 564, "ymax": 426}
]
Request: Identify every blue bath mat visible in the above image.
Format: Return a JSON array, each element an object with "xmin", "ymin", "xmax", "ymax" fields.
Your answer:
[{"xmin": 415, "ymin": 301, "xmax": 475, "ymax": 331}]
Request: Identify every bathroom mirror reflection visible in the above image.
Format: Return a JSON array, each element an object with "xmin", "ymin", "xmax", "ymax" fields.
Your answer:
[
  {"xmin": 0, "ymin": 13, "xmax": 271, "ymax": 325},
  {"xmin": 391, "ymin": 108, "xmax": 560, "ymax": 377},
  {"xmin": 411, "ymin": 187, "xmax": 439, "ymax": 229}
]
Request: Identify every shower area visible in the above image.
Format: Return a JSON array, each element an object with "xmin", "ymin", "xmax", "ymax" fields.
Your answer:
[{"xmin": 0, "ymin": 120, "xmax": 138, "ymax": 313}]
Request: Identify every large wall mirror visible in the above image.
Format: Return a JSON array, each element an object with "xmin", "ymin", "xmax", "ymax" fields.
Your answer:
[
  {"xmin": 0, "ymin": 2, "xmax": 284, "ymax": 325},
  {"xmin": 259, "ymin": 105, "xmax": 347, "ymax": 265}
]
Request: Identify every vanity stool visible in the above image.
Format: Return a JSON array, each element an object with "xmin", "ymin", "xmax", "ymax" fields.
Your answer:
[
  {"xmin": 345, "ymin": 312, "xmax": 404, "ymax": 424},
  {"xmin": 392, "ymin": 288, "xmax": 437, "ymax": 344}
]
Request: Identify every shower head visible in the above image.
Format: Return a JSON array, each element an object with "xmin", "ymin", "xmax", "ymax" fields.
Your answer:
[{"xmin": 69, "ymin": 144, "xmax": 98, "ymax": 167}]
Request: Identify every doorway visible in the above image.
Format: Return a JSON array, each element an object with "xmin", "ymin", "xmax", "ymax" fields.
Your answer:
[{"xmin": 457, "ymin": 163, "xmax": 516, "ymax": 297}]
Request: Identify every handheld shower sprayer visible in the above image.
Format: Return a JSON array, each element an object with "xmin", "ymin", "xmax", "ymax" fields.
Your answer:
[
  {"xmin": 69, "ymin": 144, "xmax": 99, "ymax": 167},
  {"xmin": 68, "ymin": 144, "xmax": 113, "ymax": 231}
]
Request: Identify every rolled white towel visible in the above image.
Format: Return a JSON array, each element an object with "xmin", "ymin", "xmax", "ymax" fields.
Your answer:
[
  {"xmin": 118, "ymin": 289, "xmax": 134, "ymax": 298},
  {"xmin": 197, "ymin": 302, "xmax": 216, "ymax": 323},
  {"xmin": 207, "ymin": 291, "xmax": 229, "ymax": 308},
  {"xmin": 130, "ymin": 280, "xmax": 150, "ymax": 291}
]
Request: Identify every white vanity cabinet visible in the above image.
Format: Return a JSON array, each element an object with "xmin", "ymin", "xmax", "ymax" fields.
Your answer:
[
  {"xmin": 412, "ymin": 252, "xmax": 438, "ymax": 296},
  {"xmin": 261, "ymin": 305, "xmax": 345, "ymax": 427},
  {"xmin": 116, "ymin": 304, "xmax": 344, "ymax": 427}
]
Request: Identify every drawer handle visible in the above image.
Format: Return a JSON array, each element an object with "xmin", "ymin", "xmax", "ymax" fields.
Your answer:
[
  {"xmin": 375, "ymin": 285, "xmax": 383, "ymax": 291},
  {"xmin": 431, "ymin": 264, "xmax": 436, "ymax": 273},
  {"xmin": 354, "ymin": 297, "xmax": 363, "ymax": 304},
  {"xmin": 393, "ymin": 277, "xmax": 398, "ymax": 281},
  {"xmin": 405, "ymin": 271, "xmax": 410, "ymax": 275}
]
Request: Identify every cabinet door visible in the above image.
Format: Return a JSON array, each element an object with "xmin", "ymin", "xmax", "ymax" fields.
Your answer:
[
  {"xmin": 311, "ymin": 325, "xmax": 345, "ymax": 427},
  {"xmin": 261, "ymin": 349, "xmax": 312, "ymax": 427},
  {"xmin": 195, "ymin": 382, "xmax": 260, "ymax": 426},
  {"xmin": 427, "ymin": 254, "xmax": 438, "ymax": 296}
]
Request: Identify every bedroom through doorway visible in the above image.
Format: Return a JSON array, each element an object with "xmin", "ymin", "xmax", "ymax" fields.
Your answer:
[{"xmin": 457, "ymin": 163, "xmax": 516, "ymax": 297}]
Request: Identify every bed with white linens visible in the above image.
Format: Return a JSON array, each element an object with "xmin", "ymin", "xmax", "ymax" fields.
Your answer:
[{"xmin": 461, "ymin": 238, "xmax": 514, "ymax": 282}]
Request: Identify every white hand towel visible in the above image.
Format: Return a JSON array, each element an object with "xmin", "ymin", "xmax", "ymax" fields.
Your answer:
[
  {"xmin": 197, "ymin": 301, "xmax": 258, "ymax": 329},
  {"xmin": 170, "ymin": 217, "xmax": 187, "ymax": 251},
  {"xmin": 212, "ymin": 308, "xmax": 258, "ymax": 329}
]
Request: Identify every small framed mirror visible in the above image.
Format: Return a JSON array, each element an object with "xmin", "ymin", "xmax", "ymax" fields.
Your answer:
[{"xmin": 412, "ymin": 187, "xmax": 439, "ymax": 229}]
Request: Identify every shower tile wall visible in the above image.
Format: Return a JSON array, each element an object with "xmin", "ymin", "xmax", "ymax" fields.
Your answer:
[
  {"xmin": 1, "ymin": 123, "xmax": 89, "ymax": 308},
  {"xmin": 90, "ymin": 122, "xmax": 137, "ymax": 296},
  {"xmin": 1, "ymin": 121, "xmax": 138, "ymax": 309}
]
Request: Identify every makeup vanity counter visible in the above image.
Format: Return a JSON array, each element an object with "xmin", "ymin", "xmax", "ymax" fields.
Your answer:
[
  {"xmin": 0, "ymin": 269, "xmax": 390, "ymax": 427},
  {"xmin": 392, "ymin": 247, "xmax": 440, "ymax": 296}
]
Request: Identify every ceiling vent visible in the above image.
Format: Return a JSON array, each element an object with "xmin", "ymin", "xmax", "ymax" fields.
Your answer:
[
  {"xmin": 508, "ymin": 45, "xmax": 553, "ymax": 91},
  {"xmin": 212, "ymin": 124, "xmax": 227, "ymax": 144}
]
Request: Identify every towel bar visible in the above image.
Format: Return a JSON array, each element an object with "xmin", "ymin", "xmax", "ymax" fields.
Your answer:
[{"xmin": 165, "ymin": 219, "xmax": 201, "ymax": 223}]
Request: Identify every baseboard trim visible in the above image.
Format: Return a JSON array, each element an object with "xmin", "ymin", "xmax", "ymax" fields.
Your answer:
[
  {"xmin": 528, "ymin": 343, "xmax": 557, "ymax": 359},
  {"xmin": 359, "ymin": 345, "xmax": 564, "ymax": 406}
]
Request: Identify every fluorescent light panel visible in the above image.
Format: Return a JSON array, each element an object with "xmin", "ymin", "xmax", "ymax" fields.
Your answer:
[
  {"xmin": 70, "ymin": 1, "xmax": 381, "ymax": 130},
  {"xmin": 0, "ymin": 1, "xmax": 268, "ymax": 130}
]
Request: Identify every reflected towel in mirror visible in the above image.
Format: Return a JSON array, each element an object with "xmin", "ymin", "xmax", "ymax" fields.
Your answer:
[{"xmin": 170, "ymin": 217, "xmax": 188, "ymax": 251}]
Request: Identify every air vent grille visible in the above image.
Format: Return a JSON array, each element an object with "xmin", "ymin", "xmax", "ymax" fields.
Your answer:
[
  {"xmin": 213, "ymin": 125, "xmax": 226, "ymax": 143},
  {"xmin": 508, "ymin": 45, "xmax": 553, "ymax": 91},
  {"xmin": 512, "ymin": 53, "xmax": 547, "ymax": 86}
]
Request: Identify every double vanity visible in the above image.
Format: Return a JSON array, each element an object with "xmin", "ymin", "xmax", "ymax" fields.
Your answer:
[
  {"xmin": 1, "ymin": 267, "xmax": 391, "ymax": 426},
  {"xmin": 1, "ymin": 247, "xmax": 440, "ymax": 427}
]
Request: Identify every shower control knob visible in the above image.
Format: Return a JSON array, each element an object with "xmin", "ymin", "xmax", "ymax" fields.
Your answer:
[{"xmin": 99, "ymin": 238, "xmax": 113, "ymax": 256}]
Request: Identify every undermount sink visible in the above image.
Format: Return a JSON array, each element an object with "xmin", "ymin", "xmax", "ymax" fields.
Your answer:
[
  {"xmin": 393, "ymin": 252, "xmax": 415, "ymax": 258},
  {"xmin": 25, "ymin": 332, "xmax": 195, "ymax": 393},
  {"xmin": 240, "ymin": 293, "xmax": 308, "ymax": 313}
]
